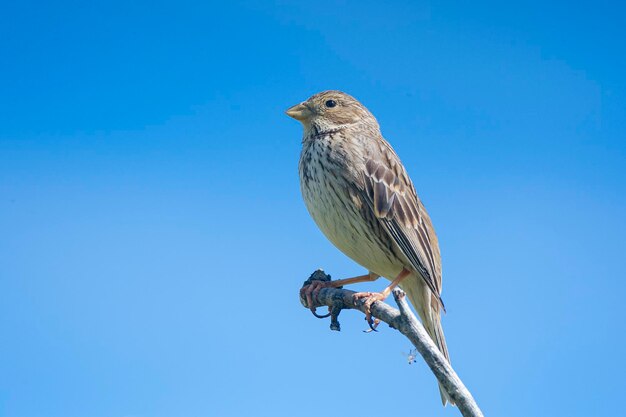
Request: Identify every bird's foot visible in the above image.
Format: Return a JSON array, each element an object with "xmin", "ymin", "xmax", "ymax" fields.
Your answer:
[
  {"xmin": 300, "ymin": 279, "xmax": 332, "ymax": 318},
  {"xmin": 353, "ymin": 291, "xmax": 386, "ymax": 332}
]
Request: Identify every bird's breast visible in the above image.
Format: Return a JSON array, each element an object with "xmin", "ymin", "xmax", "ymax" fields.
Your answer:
[{"xmin": 298, "ymin": 136, "xmax": 401, "ymax": 278}]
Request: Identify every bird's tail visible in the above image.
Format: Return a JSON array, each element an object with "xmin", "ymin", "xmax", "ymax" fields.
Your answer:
[
  {"xmin": 404, "ymin": 282, "xmax": 455, "ymax": 407},
  {"xmin": 427, "ymin": 309, "xmax": 454, "ymax": 406}
]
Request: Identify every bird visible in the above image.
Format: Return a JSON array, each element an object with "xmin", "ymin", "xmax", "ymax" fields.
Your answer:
[{"xmin": 286, "ymin": 91, "xmax": 453, "ymax": 406}]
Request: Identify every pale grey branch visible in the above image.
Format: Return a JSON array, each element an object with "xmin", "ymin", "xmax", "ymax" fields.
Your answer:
[{"xmin": 300, "ymin": 270, "xmax": 484, "ymax": 417}]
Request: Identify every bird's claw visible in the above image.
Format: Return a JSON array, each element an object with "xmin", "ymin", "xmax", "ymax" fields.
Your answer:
[
  {"xmin": 300, "ymin": 279, "xmax": 332, "ymax": 319},
  {"xmin": 353, "ymin": 291, "xmax": 386, "ymax": 332},
  {"xmin": 311, "ymin": 308, "xmax": 331, "ymax": 319},
  {"xmin": 364, "ymin": 317, "xmax": 381, "ymax": 332}
]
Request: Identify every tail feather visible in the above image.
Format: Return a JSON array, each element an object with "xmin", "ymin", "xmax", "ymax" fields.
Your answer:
[
  {"xmin": 403, "ymin": 280, "xmax": 455, "ymax": 407},
  {"xmin": 428, "ymin": 313, "xmax": 455, "ymax": 406}
]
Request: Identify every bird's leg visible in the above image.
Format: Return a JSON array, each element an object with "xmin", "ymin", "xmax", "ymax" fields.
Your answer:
[
  {"xmin": 353, "ymin": 268, "xmax": 411, "ymax": 331},
  {"xmin": 301, "ymin": 272, "xmax": 379, "ymax": 318}
]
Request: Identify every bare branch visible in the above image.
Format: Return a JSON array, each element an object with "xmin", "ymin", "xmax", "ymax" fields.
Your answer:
[{"xmin": 300, "ymin": 270, "xmax": 484, "ymax": 417}]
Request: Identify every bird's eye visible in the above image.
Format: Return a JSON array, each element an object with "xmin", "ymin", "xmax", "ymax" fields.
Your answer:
[{"xmin": 325, "ymin": 99, "xmax": 337, "ymax": 108}]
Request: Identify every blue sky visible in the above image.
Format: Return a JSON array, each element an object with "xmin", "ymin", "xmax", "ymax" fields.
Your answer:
[{"xmin": 1, "ymin": 1, "xmax": 625, "ymax": 416}]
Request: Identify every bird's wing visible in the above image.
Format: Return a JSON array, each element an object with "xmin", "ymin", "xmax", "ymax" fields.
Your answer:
[{"xmin": 361, "ymin": 149, "xmax": 444, "ymax": 309}]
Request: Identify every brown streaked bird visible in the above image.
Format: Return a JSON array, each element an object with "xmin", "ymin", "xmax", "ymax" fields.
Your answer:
[{"xmin": 287, "ymin": 91, "xmax": 453, "ymax": 406}]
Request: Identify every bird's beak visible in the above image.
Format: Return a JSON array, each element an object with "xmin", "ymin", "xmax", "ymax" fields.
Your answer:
[{"xmin": 286, "ymin": 102, "xmax": 313, "ymax": 121}]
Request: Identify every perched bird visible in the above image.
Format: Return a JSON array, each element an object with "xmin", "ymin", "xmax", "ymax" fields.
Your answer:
[{"xmin": 287, "ymin": 91, "xmax": 453, "ymax": 406}]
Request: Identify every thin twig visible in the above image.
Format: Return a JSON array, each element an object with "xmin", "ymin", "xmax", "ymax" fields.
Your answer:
[{"xmin": 300, "ymin": 270, "xmax": 484, "ymax": 417}]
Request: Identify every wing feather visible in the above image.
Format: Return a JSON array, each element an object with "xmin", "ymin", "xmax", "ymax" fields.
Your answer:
[{"xmin": 363, "ymin": 157, "xmax": 444, "ymax": 310}]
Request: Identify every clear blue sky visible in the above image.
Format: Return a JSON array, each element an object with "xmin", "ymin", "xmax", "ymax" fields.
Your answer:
[{"xmin": 1, "ymin": 1, "xmax": 625, "ymax": 416}]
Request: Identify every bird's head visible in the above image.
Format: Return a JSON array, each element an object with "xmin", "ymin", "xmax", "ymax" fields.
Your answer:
[{"xmin": 286, "ymin": 90, "xmax": 377, "ymax": 135}]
